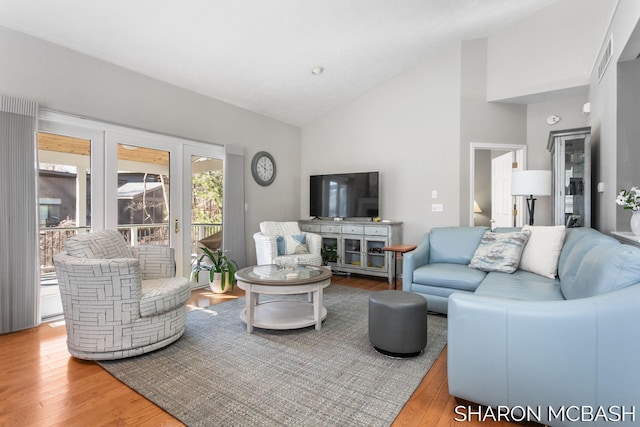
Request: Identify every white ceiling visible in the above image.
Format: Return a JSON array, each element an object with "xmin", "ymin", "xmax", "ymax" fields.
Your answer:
[{"xmin": 0, "ymin": 0, "xmax": 560, "ymax": 127}]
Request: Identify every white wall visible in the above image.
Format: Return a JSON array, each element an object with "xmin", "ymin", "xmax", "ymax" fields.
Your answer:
[
  {"xmin": 301, "ymin": 45, "xmax": 462, "ymax": 245},
  {"xmin": 487, "ymin": 0, "xmax": 616, "ymax": 102},
  {"xmin": 0, "ymin": 26, "xmax": 302, "ymax": 266}
]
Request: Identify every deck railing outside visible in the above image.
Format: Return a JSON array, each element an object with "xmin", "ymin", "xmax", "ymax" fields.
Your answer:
[{"xmin": 39, "ymin": 223, "xmax": 222, "ymax": 275}]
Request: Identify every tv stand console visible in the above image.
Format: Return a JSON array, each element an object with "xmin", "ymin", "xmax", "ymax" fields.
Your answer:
[{"xmin": 299, "ymin": 219, "xmax": 402, "ymax": 284}]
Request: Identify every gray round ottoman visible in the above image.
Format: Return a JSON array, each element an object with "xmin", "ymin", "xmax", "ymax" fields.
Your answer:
[{"xmin": 368, "ymin": 290, "xmax": 428, "ymax": 357}]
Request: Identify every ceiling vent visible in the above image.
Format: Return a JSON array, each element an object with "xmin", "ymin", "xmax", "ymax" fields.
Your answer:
[{"xmin": 598, "ymin": 34, "xmax": 613, "ymax": 82}]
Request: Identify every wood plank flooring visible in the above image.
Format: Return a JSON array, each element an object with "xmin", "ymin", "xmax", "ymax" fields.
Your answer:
[{"xmin": 0, "ymin": 274, "xmax": 522, "ymax": 427}]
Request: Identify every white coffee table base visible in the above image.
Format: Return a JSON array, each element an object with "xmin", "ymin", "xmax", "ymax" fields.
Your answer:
[
  {"xmin": 240, "ymin": 300, "xmax": 328, "ymax": 331},
  {"xmin": 237, "ymin": 280, "xmax": 330, "ymax": 333}
]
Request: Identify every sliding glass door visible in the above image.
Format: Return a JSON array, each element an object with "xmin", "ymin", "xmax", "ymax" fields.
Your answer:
[
  {"xmin": 36, "ymin": 112, "xmax": 226, "ymax": 322},
  {"xmin": 107, "ymin": 132, "xmax": 224, "ymax": 280},
  {"xmin": 183, "ymin": 146, "xmax": 225, "ymax": 287}
]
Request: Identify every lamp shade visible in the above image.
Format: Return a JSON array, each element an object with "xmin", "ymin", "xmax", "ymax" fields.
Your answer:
[
  {"xmin": 473, "ymin": 201, "xmax": 482, "ymax": 213},
  {"xmin": 511, "ymin": 170, "xmax": 551, "ymax": 196}
]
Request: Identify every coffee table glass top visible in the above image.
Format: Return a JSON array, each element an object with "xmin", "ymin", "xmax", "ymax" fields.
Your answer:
[{"xmin": 235, "ymin": 264, "xmax": 331, "ymax": 285}]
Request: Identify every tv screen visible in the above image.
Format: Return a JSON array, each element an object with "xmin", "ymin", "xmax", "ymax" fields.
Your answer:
[{"xmin": 310, "ymin": 172, "xmax": 379, "ymax": 218}]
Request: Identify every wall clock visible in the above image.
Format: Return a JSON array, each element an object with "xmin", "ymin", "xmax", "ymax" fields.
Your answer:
[{"xmin": 251, "ymin": 151, "xmax": 276, "ymax": 186}]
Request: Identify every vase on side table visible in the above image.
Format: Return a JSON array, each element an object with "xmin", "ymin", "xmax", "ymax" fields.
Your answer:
[{"xmin": 631, "ymin": 211, "xmax": 640, "ymax": 236}]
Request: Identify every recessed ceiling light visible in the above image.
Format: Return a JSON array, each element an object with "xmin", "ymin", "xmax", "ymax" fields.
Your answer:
[{"xmin": 311, "ymin": 66, "xmax": 324, "ymax": 76}]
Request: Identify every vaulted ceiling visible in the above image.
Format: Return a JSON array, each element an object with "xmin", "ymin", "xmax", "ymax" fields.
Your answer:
[{"xmin": 0, "ymin": 0, "xmax": 560, "ymax": 126}]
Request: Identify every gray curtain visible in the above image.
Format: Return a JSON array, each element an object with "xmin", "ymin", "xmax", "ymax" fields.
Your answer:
[
  {"xmin": 0, "ymin": 95, "xmax": 39, "ymax": 333},
  {"xmin": 223, "ymin": 144, "xmax": 246, "ymax": 268}
]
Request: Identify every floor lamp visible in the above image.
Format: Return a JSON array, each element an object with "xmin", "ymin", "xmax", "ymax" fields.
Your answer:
[{"xmin": 511, "ymin": 170, "xmax": 551, "ymax": 226}]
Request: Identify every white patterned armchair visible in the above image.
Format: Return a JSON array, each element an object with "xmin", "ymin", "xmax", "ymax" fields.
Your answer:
[
  {"xmin": 53, "ymin": 229, "xmax": 191, "ymax": 360},
  {"xmin": 253, "ymin": 221, "xmax": 322, "ymax": 266}
]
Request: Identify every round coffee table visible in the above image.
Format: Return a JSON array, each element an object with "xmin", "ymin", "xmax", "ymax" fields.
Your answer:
[{"xmin": 235, "ymin": 264, "xmax": 332, "ymax": 333}]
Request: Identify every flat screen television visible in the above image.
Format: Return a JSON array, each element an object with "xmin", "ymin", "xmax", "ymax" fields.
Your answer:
[{"xmin": 309, "ymin": 172, "xmax": 379, "ymax": 218}]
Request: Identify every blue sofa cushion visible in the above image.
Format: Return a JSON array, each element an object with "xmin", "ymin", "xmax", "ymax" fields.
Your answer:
[
  {"xmin": 413, "ymin": 263, "xmax": 486, "ymax": 292},
  {"xmin": 557, "ymin": 228, "xmax": 618, "ymax": 291},
  {"xmin": 469, "ymin": 231, "xmax": 530, "ymax": 273},
  {"xmin": 562, "ymin": 243, "xmax": 640, "ymax": 299},
  {"xmin": 428, "ymin": 226, "xmax": 488, "ymax": 265},
  {"xmin": 476, "ymin": 270, "xmax": 564, "ymax": 301}
]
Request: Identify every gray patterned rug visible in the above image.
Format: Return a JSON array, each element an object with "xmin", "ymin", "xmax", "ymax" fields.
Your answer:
[{"xmin": 99, "ymin": 285, "xmax": 447, "ymax": 427}]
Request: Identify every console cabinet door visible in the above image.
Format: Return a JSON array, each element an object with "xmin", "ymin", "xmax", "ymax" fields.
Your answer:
[
  {"xmin": 341, "ymin": 236, "xmax": 363, "ymax": 268},
  {"xmin": 364, "ymin": 237, "xmax": 387, "ymax": 272}
]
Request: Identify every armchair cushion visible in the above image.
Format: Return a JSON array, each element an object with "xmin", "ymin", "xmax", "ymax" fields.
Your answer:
[
  {"xmin": 64, "ymin": 229, "xmax": 133, "ymax": 259},
  {"xmin": 254, "ymin": 222, "xmax": 322, "ymax": 266},
  {"xmin": 413, "ymin": 263, "xmax": 486, "ymax": 292},
  {"xmin": 276, "ymin": 234, "xmax": 309, "ymax": 255},
  {"xmin": 140, "ymin": 277, "xmax": 191, "ymax": 317}
]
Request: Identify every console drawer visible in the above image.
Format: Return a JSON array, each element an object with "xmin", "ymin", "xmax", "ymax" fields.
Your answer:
[
  {"xmin": 365, "ymin": 226, "xmax": 388, "ymax": 236},
  {"xmin": 301, "ymin": 224, "xmax": 321, "ymax": 233},
  {"xmin": 342, "ymin": 225, "xmax": 364, "ymax": 234},
  {"xmin": 321, "ymin": 225, "xmax": 342, "ymax": 233}
]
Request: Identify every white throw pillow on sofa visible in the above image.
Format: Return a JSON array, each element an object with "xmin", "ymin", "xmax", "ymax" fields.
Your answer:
[{"xmin": 519, "ymin": 225, "xmax": 566, "ymax": 279}]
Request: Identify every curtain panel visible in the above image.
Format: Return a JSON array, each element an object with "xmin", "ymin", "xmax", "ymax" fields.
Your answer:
[{"xmin": 0, "ymin": 95, "xmax": 39, "ymax": 333}]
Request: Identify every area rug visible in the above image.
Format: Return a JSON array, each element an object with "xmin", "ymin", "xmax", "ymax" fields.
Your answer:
[{"xmin": 99, "ymin": 285, "xmax": 447, "ymax": 427}]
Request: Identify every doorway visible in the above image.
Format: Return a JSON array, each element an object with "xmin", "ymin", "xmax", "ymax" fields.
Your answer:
[
  {"xmin": 470, "ymin": 143, "xmax": 527, "ymax": 228},
  {"xmin": 36, "ymin": 111, "xmax": 226, "ymax": 321}
]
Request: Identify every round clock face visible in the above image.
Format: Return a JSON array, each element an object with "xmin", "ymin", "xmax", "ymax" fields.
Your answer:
[{"xmin": 251, "ymin": 151, "xmax": 276, "ymax": 186}]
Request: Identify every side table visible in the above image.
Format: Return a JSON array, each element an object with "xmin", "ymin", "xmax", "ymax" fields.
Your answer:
[{"xmin": 382, "ymin": 244, "xmax": 417, "ymax": 290}]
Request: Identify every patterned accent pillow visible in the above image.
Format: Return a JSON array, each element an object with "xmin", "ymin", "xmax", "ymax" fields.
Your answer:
[
  {"xmin": 65, "ymin": 229, "xmax": 134, "ymax": 259},
  {"xmin": 276, "ymin": 234, "xmax": 309, "ymax": 256},
  {"xmin": 469, "ymin": 230, "xmax": 531, "ymax": 273}
]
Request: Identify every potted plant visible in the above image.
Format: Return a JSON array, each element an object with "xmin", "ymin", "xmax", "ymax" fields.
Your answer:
[
  {"xmin": 192, "ymin": 247, "xmax": 239, "ymax": 293},
  {"xmin": 321, "ymin": 245, "xmax": 338, "ymax": 270}
]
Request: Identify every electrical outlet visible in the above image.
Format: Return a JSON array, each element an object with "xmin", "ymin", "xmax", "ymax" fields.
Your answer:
[
  {"xmin": 431, "ymin": 204, "xmax": 443, "ymax": 212},
  {"xmin": 432, "ymin": 190, "xmax": 438, "ymax": 199}
]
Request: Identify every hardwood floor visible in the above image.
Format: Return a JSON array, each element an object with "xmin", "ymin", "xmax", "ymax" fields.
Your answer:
[{"xmin": 0, "ymin": 275, "xmax": 519, "ymax": 427}]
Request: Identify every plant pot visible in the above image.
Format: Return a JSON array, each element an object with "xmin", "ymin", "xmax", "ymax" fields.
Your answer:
[
  {"xmin": 631, "ymin": 211, "xmax": 640, "ymax": 236},
  {"xmin": 209, "ymin": 272, "xmax": 233, "ymax": 294}
]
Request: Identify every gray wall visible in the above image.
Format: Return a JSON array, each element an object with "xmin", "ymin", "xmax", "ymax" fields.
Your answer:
[
  {"xmin": 0, "ymin": 26, "xmax": 301, "ymax": 265},
  {"xmin": 617, "ymin": 57, "xmax": 640, "ymax": 231},
  {"xmin": 526, "ymin": 95, "xmax": 590, "ymax": 226},
  {"xmin": 588, "ymin": 0, "xmax": 640, "ymax": 233},
  {"xmin": 459, "ymin": 38, "xmax": 527, "ymax": 226}
]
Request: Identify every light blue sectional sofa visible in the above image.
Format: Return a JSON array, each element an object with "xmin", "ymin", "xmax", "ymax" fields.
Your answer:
[{"xmin": 403, "ymin": 226, "xmax": 640, "ymax": 426}]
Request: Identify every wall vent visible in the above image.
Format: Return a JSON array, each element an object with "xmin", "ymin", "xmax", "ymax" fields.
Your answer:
[{"xmin": 598, "ymin": 35, "xmax": 613, "ymax": 82}]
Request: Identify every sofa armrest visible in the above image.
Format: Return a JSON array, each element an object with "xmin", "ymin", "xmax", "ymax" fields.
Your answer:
[
  {"xmin": 304, "ymin": 232, "xmax": 322, "ymax": 256},
  {"xmin": 53, "ymin": 253, "xmax": 143, "ymax": 321},
  {"xmin": 254, "ymin": 232, "xmax": 278, "ymax": 265},
  {"xmin": 447, "ymin": 286, "xmax": 640, "ymax": 418},
  {"xmin": 402, "ymin": 233, "xmax": 430, "ymax": 290},
  {"xmin": 131, "ymin": 246, "xmax": 176, "ymax": 279}
]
